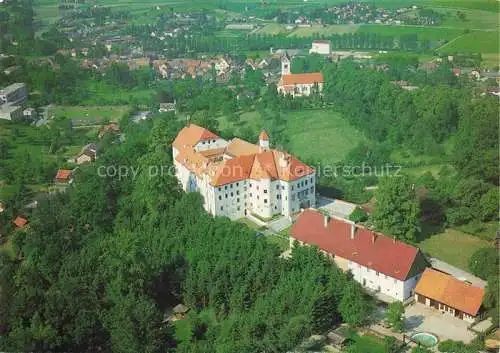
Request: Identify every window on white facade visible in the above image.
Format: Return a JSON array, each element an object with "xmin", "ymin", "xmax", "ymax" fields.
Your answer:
[
  {"xmin": 264, "ymin": 199, "xmax": 268, "ymax": 204},
  {"xmin": 212, "ymin": 140, "xmax": 215, "ymax": 143},
  {"xmin": 393, "ymin": 279, "xmax": 397, "ymax": 284},
  {"xmin": 225, "ymin": 185, "xmax": 228, "ymax": 190},
  {"xmin": 236, "ymin": 191, "xmax": 240, "ymax": 195},
  {"xmin": 291, "ymin": 186, "xmax": 294, "ymax": 191},
  {"xmin": 237, "ymin": 206, "xmax": 240, "ymax": 211},
  {"xmin": 218, "ymin": 196, "xmax": 221, "ymax": 200},
  {"xmin": 220, "ymin": 206, "xmax": 223, "ymax": 210},
  {"xmin": 249, "ymin": 193, "xmax": 252, "ymax": 197},
  {"xmin": 230, "ymin": 184, "xmax": 233, "ymax": 189},
  {"xmin": 225, "ymin": 194, "xmax": 228, "ymax": 199},
  {"xmin": 230, "ymin": 192, "xmax": 233, "ymax": 197},
  {"xmin": 276, "ymin": 185, "xmax": 279, "ymax": 190},
  {"xmin": 282, "ymin": 186, "xmax": 285, "ymax": 190},
  {"xmin": 218, "ymin": 187, "xmax": 221, "ymax": 191},
  {"xmin": 376, "ymin": 272, "xmax": 379, "ymax": 276},
  {"xmin": 236, "ymin": 182, "xmax": 239, "ymax": 187},
  {"xmin": 264, "ymin": 189, "xmax": 268, "ymax": 193},
  {"xmin": 237, "ymin": 198, "xmax": 240, "ymax": 203}
]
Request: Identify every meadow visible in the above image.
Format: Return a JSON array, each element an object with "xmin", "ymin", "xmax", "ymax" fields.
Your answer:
[
  {"xmin": 50, "ymin": 105, "xmax": 130, "ymax": 122},
  {"xmin": 418, "ymin": 228, "xmax": 494, "ymax": 271},
  {"xmin": 438, "ymin": 30, "xmax": 500, "ymax": 53},
  {"xmin": 285, "ymin": 109, "xmax": 367, "ymax": 166},
  {"xmin": 289, "ymin": 24, "xmax": 360, "ymax": 37}
]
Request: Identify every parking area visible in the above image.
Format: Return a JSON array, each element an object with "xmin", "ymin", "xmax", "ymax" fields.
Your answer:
[{"xmin": 405, "ymin": 303, "xmax": 476, "ymax": 343}]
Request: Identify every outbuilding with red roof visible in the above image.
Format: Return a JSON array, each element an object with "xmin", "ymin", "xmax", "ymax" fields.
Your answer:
[
  {"xmin": 415, "ymin": 268, "xmax": 485, "ymax": 323},
  {"xmin": 291, "ymin": 209, "xmax": 429, "ymax": 302}
]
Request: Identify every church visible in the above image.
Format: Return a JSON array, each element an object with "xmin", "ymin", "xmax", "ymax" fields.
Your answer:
[{"xmin": 277, "ymin": 53, "xmax": 325, "ymax": 97}]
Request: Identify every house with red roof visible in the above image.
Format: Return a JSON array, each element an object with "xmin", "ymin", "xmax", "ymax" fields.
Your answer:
[
  {"xmin": 172, "ymin": 124, "xmax": 316, "ymax": 220},
  {"xmin": 13, "ymin": 216, "xmax": 28, "ymax": 229},
  {"xmin": 55, "ymin": 169, "xmax": 74, "ymax": 185},
  {"xmin": 291, "ymin": 209, "xmax": 429, "ymax": 302},
  {"xmin": 277, "ymin": 53, "xmax": 324, "ymax": 98},
  {"xmin": 415, "ymin": 268, "xmax": 485, "ymax": 323}
]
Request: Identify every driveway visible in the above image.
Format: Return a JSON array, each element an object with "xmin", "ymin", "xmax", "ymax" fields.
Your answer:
[{"xmin": 405, "ymin": 303, "xmax": 476, "ymax": 343}]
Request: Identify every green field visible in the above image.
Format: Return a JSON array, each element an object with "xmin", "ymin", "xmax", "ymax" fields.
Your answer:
[
  {"xmin": 289, "ymin": 24, "xmax": 359, "ymax": 37},
  {"xmin": 418, "ymin": 228, "xmax": 493, "ymax": 271},
  {"xmin": 285, "ymin": 109, "xmax": 367, "ymax": 166},
  {"xmin": 438, "ymin": 30, "xmax": 500, "ymax": 53},
  {"xmin": 50, "ymin": 105, "xmax": 130, "ymax": 122},
  {"xmin": 358, "ymin": 24, "xmax": 465, "ymax": 41},
  {"xmin": 255, "ymin": 23, "xmax": 290, "ymax": 36}
]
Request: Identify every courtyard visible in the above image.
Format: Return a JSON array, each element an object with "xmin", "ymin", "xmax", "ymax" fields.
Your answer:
[{"xmin": 405, "ymin": 303, "xmax": 476, "ymax": 344}]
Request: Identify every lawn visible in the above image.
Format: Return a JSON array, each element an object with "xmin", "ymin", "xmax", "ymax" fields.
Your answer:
[
  {"xmin": 438, "ymin": 30, "xmax": 500, "ymax": 53},
  {"xmin": 348, "ymin": 334, "xmax": 387, "ymax": 353},
  {"xmin": 285, "ymin": 109, "xmax": 367, "ymax": 166},
  {"xmin": 173, "ymin": 320, "xmax": 191, "ymax": 342},
  {"xmin": 418, "ymin": 228, "xmax": 493, "ymax": 271},
  {"xmin": 50, "ymin": 105, "xmax": 130, "ymax": 122}
]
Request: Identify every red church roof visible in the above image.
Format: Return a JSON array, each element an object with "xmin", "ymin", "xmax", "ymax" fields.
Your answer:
[
  {"xmin": 281, "ymin": 72, "xmax": 324, "ymax": 86},
  {"xmin": 173, "ymin": 124, "xmax": 218, "ymax": 150},
  {"xmin": 291, "ymin": 209, "xmax": 428, "ymax": 281}
]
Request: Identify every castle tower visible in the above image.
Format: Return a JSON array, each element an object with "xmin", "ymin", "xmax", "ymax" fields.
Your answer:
[
  {"xmin": 281, "ymin": 52, "xmax": 291, "ymax": 75},
  {"xmin": 259, "ymin": 131, "xmax": 269, "ymax": 150}
]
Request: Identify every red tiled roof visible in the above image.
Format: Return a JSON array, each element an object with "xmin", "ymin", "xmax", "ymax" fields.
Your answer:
[
  {"xmin": 174, "ymin": 127, "xmax": 314, "ymax": 186},
  {"xmin": 291, "ymin": 209, "xmax": 425, "ymax": 281},
  {"xmin": 173, "ymin": 124, "xmax": 219, "ymax": 150},
  {"xmin": 415, "ymin": 268, "xmax": 484, "ymax": 316},
  {"xmin": 14, "ymin": 216, "xmax": 28, "ymax": 228},
  {"xmin": 281, "ymin": 72, "xmax": 324, "ymax": 86},
  {"xmin": 56, "ymin": 169, "xmax": 72, "ymax": 180}
]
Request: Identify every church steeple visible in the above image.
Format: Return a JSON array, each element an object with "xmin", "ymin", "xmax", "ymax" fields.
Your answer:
[{"xmin": 281, "ymin": 52, "xmax": 291, "ymax": 75}]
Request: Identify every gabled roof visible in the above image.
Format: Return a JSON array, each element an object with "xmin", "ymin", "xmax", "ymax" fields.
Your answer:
[
  {"xmin": 174, "ymin": 127, "xmax": 314, "ymax": 186},
  {"xmin": 172, "ymin": 124, "xmax": 218, "ymax": 150},
  {"xmin": 281, "ymin": 72, "xmax": 324, "ymax": 86},
  {"xmin": 55, "ymin": 169, "xmax": 73, "ymax": 181},
  {"xmin": 225, "ymin": 138, "xmax": 261, "ymax": 157},
  {"xmin": 14, "ymin": 216, "xmax": 28, "ymax": 228},
  {"xmin": 291, "ymin": 209, "xmax": 428, "ymax": 281},
  {"xmin": 416, "ymin": 268, "xmax": 484, "ymax": 316}
]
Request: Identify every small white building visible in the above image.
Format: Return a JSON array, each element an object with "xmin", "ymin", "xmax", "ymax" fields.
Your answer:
[
  {"xmin": 173, "ymin": 125, "xmax": 316, "ymax": 220},
  {"xmin": 309, "ymin": 40, "xmax": 331, "ymax": 55},
  {"xmin": 291, "ymin": 209, "xmax": 429, "ymax": 302}
]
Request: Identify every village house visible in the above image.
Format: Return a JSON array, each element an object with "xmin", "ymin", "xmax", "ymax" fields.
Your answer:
[
  {"xmin": 173, "ymin": 125, "xmax": 316, "ymax": 220},
  {"xmin": 290, "ymin": 209, "xmax": 429, "ymax": 301},
  {"xmin": 13, "ymin": 216, "xmax": 28, "ymax": 229},
  {"xmin": 277, "ymin": 53, "xmax": 324, "ymax": 97},
  {"xmin": 415, "ymin": 268, "xmax": 485, "ymax": 323},
  {"xmin": 55, "ymin": 169, "xmax": 74, "ymax": 186},
  {"xmin": 98, "ymin": 122, "xmax": 121, "ymax": 138},
  {"xmin": 0, "ymin": 83, "xmax": 28, "ymax": 106},
  {"xmin": 73, "ymin": 143, "xmax": 98, "ymax": 164},
  {"xmin": 309, "ymin": 40, "xmax": 331, "ymax": 55},
  {"xmin": 0, "ymin": 104, "xmax": 23, "ymax": 121},
  {"xmin": 159, "ymin": 102, "xmax": 176, "ymax": 113}
]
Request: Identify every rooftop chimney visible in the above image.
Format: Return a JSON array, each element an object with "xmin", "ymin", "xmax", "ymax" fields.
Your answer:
[
  {"xmin": 350, "ymin": 223, "xmax": 357, "ymax": 240},
  {"xmin": 324, "ymin": 214, "xmax": 329, "ymax": 228},
  {"xmin": 372, "ymin": 232, "xmax": 377, "ymax": 244}
]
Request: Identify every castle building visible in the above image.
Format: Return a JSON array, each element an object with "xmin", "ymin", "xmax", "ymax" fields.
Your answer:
[
  {"xmin": 172, "ymin": 124, "xmax": 316, "ymax": 220},
  {"xmin": 277, "ymin": 53, "xmax": 325, "ymax": 97}
]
